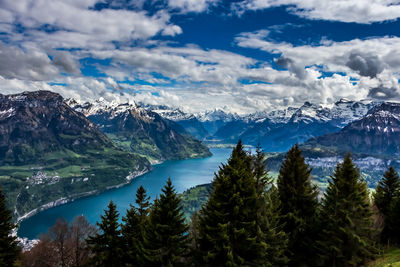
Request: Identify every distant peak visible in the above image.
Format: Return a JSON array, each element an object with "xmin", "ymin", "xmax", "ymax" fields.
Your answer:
[
  {"xmin": 336, "ymin": 98, "xmax": 352, "ymax": 104},
  {"xmin": 302, "ymin": 101, "xmax": 313, "ymax": 107},
  {"xmin": 1, "ymin": 90, "xmax": 63, "ymax": 105}
]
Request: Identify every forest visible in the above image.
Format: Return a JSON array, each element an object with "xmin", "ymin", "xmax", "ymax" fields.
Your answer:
[{"xmin": 1, "ymin": 141, "xmax": 400, "ymax": 266}]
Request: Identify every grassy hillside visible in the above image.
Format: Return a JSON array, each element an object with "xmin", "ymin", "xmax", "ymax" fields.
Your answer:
[
  {"xmin": 1, "ymin": 147, "xmax": 150, "ymax": 221},
  {"xmin": 368, "ymin": 247, "xmax": 400, "ymax": 267},
  {"xmin": 180, "ymin": 183, "xmax": 211, "ymax": 220}
]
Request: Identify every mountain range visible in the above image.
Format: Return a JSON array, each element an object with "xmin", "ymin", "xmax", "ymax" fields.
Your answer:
[
  {"xmin": 67, "ymin": 99, "xmax": 211, "ymax": 163},
  {"xmin": 148, "ymin": 98, "xmax": 377, "ymax": 151},
  {"xmin": 0, "ymin": 91, "xmax": 210, "ymax": 221},
  {"xmin": 303, "ymin": 102, "xmax": 400, "ymax": 157},
  {"xmin": 1, "ymin": 90, "xmax": 399, "ymax": 221}
]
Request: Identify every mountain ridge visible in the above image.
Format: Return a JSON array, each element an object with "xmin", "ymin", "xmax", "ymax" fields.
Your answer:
[
  {"xmin": 68, "ymin": 100, "xmax": 211, "ymax": 162},
  {"xmin": 0, "ymin": 91, "xmax": 152, "ymax": 220}
]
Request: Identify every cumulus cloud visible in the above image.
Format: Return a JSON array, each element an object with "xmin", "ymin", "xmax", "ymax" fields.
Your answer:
[
  {"xmin": 1, "ymin": 0, "xmax": 400, "ymax": 114},
  {"xmin": 51, "ymin": 51, "xmax": 81, "ymax": 75},
  {"xmin": 346, "ymin": 52, "xmax": 384, "ymax": 78},
  {"xmin": 0, "ymin": 0, "xmax": 181, "ymax": 49},
  {"xmin": 90, "ymin": 45, "xmax": 256, "ymax": 85},
  {"xmin": 167, "ymin": 0, "xmax": 220, "ymax": 13},
  {"xmin": 232, "ymin": 0, "xmax": 400, "ymax": 24},
  {"xmin": 234, "ymin": 31, "xmax": 400, "ymax": 105},
  {"xmin": 236, "ymin": 32, "xmax": 400, "ymax": 77},
  {"xmin": 368, "ymin": 85, "xmax": 400, "ymax": 99},
  {"xmin": 0, "ymin": 41, "xmax": 83, "ymax": 81},
  {"xmin": 275, "ymin": 56, "xmax": 307, "ymax": 79},
  {"xmin": 0, "ymin": 42, "xmax": 56, "ymax": 80}
]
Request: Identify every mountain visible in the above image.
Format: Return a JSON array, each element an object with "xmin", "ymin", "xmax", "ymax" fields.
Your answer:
[
  {"xmin": 304, "ymin": 102, "xmax": 400, "ymax": 156},
  {"xmin": 68, "ymin": 100, "xmax": 211, "ymax": 162},
  {"xmin": 196, "ymin": 109, "xmax": 239, "ymax": 135},
  {"xmin": 262, "ymin": 102, "xmax": 400, "ymax": 189},
  {"xmin": 0, "ymin": 91, "xmax": 151, "ymax": 219},
  {"xmin": 213, "ymin": 99, "xmax": 376, "ymax": 151},
  {"xmin": 146, "ymin": 105, "xmax": 210, "ymax": 140}
]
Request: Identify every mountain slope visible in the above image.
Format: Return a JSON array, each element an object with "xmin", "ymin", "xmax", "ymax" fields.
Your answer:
[
  {"xmin": 147, "ymin": 105, "xmax": 210, "ymax": 140},
  {"xmin": 213, "ymin": 100, "xmax": 375, "ymax": 151},
  {"xmin": 0, "ymin": 91, "xmax": 151, "ymax": 219},
  {"xmin": 263, "ymin": 102, "xmax": 400, "ymax": 189},
  {"xmin": 69, "ymin": 100, "xmax": 211, "ymax": 162},
  {"xmin": 304, "ymin": 102, "xmax": 400, "ymax": 156}
]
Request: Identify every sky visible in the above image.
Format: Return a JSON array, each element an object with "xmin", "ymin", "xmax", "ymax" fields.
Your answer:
[{"xmin": 1, "ymin": 0, "xmax": 400, "ymax": 114}]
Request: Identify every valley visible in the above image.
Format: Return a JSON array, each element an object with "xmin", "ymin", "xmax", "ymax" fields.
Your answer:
[
  {"xmin": 0, "ymin": 91, "xmax": 210, "ymax": 222},
  {"xmin": 1, "ymin": 90, "xmax": 399, "ymax": 233}
]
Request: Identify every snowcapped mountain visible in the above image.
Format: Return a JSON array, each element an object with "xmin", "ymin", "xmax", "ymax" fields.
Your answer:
[
  {"xmin": 67, "ymin": 99, "xmax": 211, "ymax": 161},
  {"xmin": 0, "ymin": 91, "xmax": 151, "ymax": 219},
  {"xmin": 140, "ymin": 104, "xmax": 209, "ymax": 140},
  {"xmin": 139, "ymin": 103, "xmax": 194, "ymax": 121},
  {"xmin": 196, "ymin": 109, "xmax": 239, "ymax": 123},
  {"xmin": 195, "ymin": 109, "xmax": 240, "ymax": 136},
  {"xmin": 250, "ymin": 107, "xmax": 298, "ymax": 124},
  {"xmin": 213, "ymin": 99, "xmax": 378, "ymax": 151},
  {"xmin": 69, "ymin": 96, "xmax": 380, "ymax": 153},
  {"xmin": 288, "ymin": 99, "xmax": 375, "ymax": 126},
  {"xmin": 304, "ymin": 102, "xmax": 400, "ymax": 156}
]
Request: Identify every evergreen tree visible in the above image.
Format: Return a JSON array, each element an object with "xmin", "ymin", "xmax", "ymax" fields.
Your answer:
[
  {"xmin": 121, "ymin": 186, "xmax": 151, "ymax": 266},
  {"xmin": 136, "ymin": 185, "xmax": 151, "ymax": 221},
  {"xmin": 373, "ymin": 166, "xmax": 400, "ymax": 244},
  {"xmin": 87, "ymin": 200, "xmax": 124, "ymax": 267},
  {"xmin": 144, "ymin": 178, "xmax": 188, "ymax": 266},
  {"xmin": 388, "ymin": 194, "xmax": 400, "ymax": 244},
  {"xmin": 253, "ymin": 145, "xmax": 288, "ymax": 266},
  {"xmin": 318, "ymin": 153, "xmax": 377, "ymax": 266},
  {"xmin": 197, "ymin": 141, "xmax": 271, "ymax": 266},
  {"xmin": 277, "ymin": 144, "xmax": 319, "ymax": 266},
  {"xmin": 0, "ymin": 186, "xmax": 20, "ymax": 266}
]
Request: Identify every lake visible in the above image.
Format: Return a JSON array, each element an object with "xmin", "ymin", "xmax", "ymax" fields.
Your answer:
[{"xmin": 18, "ymin": 148, "xmax": 231, "ymax": 239}]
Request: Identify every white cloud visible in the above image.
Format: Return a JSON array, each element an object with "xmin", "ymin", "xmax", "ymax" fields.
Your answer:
[
  {"xmin": 0, "ymin": 42, "xmax": 70, "ymax": 81},
  {"xmin": 232, "ymin": 0, "xmax": 400, "ymax": 23},
  {"xmin": 0, "ymin": 0, "xmax": 182, "ymax": 49},
  {"xmin": 168, "ymin": 0, "xmax": 220, "ymax": 13},
  {"xmin": 90, "ymin": 45, "xmax": 256, "ymax": 85},
  {"xmin": 235, "ymin": 31, "xmax": 400, "ymax": 105}
]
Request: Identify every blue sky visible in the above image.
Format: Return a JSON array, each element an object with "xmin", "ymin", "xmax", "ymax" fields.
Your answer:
[{"xmin": 1, "ymin": 0, "xmax": 400, "ymax": 113}]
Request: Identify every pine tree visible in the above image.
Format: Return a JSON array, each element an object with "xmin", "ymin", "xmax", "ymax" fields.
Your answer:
[
  {"xmin": 87, "ymin": 200, "xmax": 124, "ymax": 267},
  {"xmin": 121, "ymin": 186, "xmax": 150, "ymax": 266},
  {"xmin": 277, "ymin": 144, "xmax": 319, "ymax": 266},
  {"xmin": 0, "ymin": 186, "xmax": 20, "ymax": 266},
  {"xmin": 388, "ymin": 195, "xmax": 400, "ymax": 244},
  {"xmin": 253, "ymin": 146, "xmax": 288, "ymax": 266},
  {"xmin": 318, "ymin": 153, "xmax": 377, "ymax": 266},
  {"xmin": 197, "ymin": 141, "xmax": 270, "ymax": 266},
  {"xmin": 136, "ymin": 185, "xmax": 151, "ymax": 221},
  {"xmin": 373, "ymin": 166, "xmax": 400, "ymax": 244},
  {"xmin": 144, "ymin": 178, "xmax": 188, "ymax": 267}
]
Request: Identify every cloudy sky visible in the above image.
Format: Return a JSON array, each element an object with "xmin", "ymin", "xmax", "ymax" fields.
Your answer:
[{"xmin": 1, "ymin": 0, "xmax": 400, "ymax": 114}]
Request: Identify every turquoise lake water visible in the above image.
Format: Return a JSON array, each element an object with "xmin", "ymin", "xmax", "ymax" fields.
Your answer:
[{"xmin": 18, "ymin": 148, "xmax": 231, "ymax": 239}]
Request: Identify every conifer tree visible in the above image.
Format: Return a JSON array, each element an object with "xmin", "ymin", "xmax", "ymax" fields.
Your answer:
[
  {"xmin": 197, "ymin": 141, "xmax": 272, "ymax": 266},
  {"xmin": 144, "ymin": 178, "xmax": 188, "ymax": 266},
  {"xmin": 373, "ymin": 166, "xmax": 400, "ymax": 244},
  {"xmin": 136, "ymin": 185, "xmax": 151, "ymax": 221},
  {"xmin": 388, "ymin": 194, "xmax": 400, "ymax": 244},
  {"xmin": 121, "ymin": 186, "xmax": 150, "ymax": 266},
  {"xmin": 253, "ymin": 145, "xmax": 288, "ymax": 266},
  {"xmin": 121, "ymin": 204, "xmax": 140, "ymax": 266},
  {"xmin": 0, "ymin": 186, "xmax": 20, "ymax": 266},
  {"xmin": 87, "ymin": 200, "xmax": 124, "ymax": 267},
  {"xmin": 318, "ymin": 153, "xmax": 377, "ymax": 266},
  {"xmin": 277, "ymin": 144, "xmax": 319, "ymax": 266}
]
